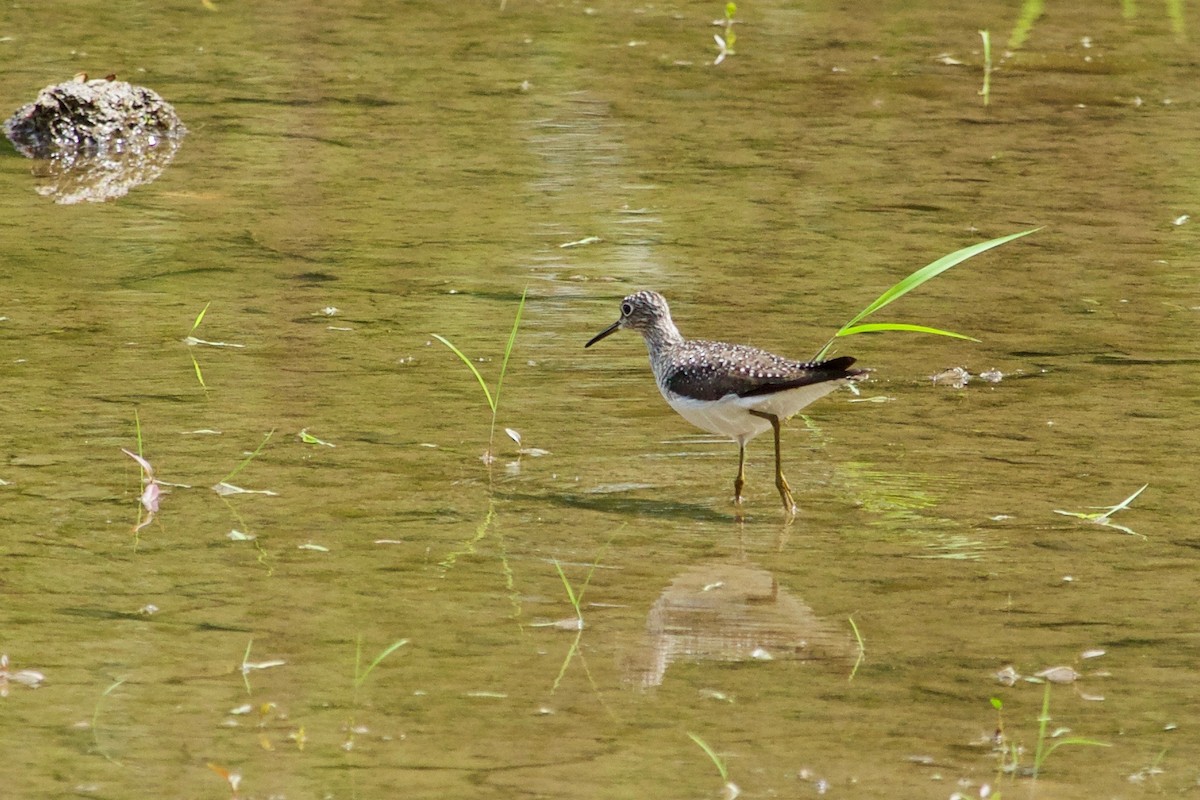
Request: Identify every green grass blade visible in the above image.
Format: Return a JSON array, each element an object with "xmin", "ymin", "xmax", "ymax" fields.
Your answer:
[
  {"xmin": 354, "ymin": 637, "xmax": 410, "ymax": 688},
  {"xmin": 687, "ymin": 732, "xmax": 729, "ymax": 782},
  {"xmin": 190, "ymin": 301, "xmax": 211, "ymax": 335},
  {"xmin": 492, "ymin": 287, "xmax": 528, "ymax": 416},
  {"xmin": 836, "ymin": 322, "xmax": 980, "ymax": 341},
  {"xmin": 813, "ymin": 227, "xmax": 1040, "ymax": 360},
  {"xmin": 190, "ymin": 353, "xmax": 207, "ymax": 390},
  {"xmin": 219, "ymin": 429, "xmax": 275, "ymax": 484},
  {"xmin": 553, "ymin": 559, "xmax": 581, "ymax": 615},
  {"xmin": 431, "ymin": 333, "xmax": 495, "ymax": 413}
]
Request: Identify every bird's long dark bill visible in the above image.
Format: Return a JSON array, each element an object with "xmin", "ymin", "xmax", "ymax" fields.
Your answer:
[{"xmin": 585, "ymin": 320, "xmax": 621, "ymax": 348}]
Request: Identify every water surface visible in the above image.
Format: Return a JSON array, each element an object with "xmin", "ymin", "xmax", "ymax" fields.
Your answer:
[{"xmin": 1, "ymin": 1, "xmax": 1198, "ymax": 797}]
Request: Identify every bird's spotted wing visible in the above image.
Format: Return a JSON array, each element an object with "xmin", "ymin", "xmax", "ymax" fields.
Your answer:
[{"xmin": 663, "ymin": 341, "xmax": 860, "ymax": 401}]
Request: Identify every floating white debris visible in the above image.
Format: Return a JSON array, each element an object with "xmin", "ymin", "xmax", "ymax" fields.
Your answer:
[
  {"xmin": 229, "ymin": 704, "xmax": 254, "ymax": 715},
  {"xmin": 183, "ymin": 336, "xmax": 245, "ymax": 348},
  {"xmin": 212, "ymin": 482, "xmax": 279, "ymax": 497},
  {"xmin": 241, "ymin": 659, "xmax": 285, "ymax": 673},
  {"xmin": 299, "ymin": 429, "xmax": 335, "ymax": 447},
  {"xmin": 1035, "ymin": 666, "xmax": 1081, "ymax": 684},
  {"xmin": 932, "ymin": 367, "xmax": 971, "ymax": 388},
  {"xmin": 994, "ymin": 665, "xmax": 1020, "ymax": 686},
  {"xmin": 750, "ymin": 647, "xmax": 773, "ymax": 661},
  {"xmin": 1172, "ymin": 214, "xmax": 1189, "ymax": 226},
  {"xmin": 298, "ymin": 543, "xmax": 329, "ymax": 552},
  {"xmin": 227, "ymin": 530, "xmax": 256, "ymax": 541},
  {"xmin": 935, "ymin": 53, "xmax": 964, "ymax": 65},
  {"xmin": 0, "ymin": 654, "xmax": 46, "ymax": 695},
  {"xmin": 505, "ymin": 428, "xmax": 521, "ymax": 446},
  {"xmin": 559, "ymin": 236, "xmax": 602, "ymax": 248},
  {"xmin": 1080, "ymin": 648, "xmax": 1106, "ymax": 660}
]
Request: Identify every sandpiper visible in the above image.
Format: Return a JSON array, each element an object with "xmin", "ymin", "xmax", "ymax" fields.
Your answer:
[{"xmin": 586, "ymin": 291, "xmax": 864, "ymax": 515}]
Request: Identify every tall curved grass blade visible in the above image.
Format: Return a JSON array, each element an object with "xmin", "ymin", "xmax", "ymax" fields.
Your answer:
[
  {"xmin": 837, "ymin": 322, "xmax": 980, "ymax": 341},
  {"xmin": 354, "ymin": 637, "xmax": 409, "ymax": 688},
  {"xmin": 813, "ymin": 227, "xmax": 1040, "ymax": 359},
  {"xmin": 846, "ymin": 228, "xmax": 1042, "ymax": 328},
  {"xmin": 431, "ymin": 334, "xmax": 495, "ymax": 413},
  {"xmin": 688, "ymin": 732, "xmax": 729, "ymax": 781}
]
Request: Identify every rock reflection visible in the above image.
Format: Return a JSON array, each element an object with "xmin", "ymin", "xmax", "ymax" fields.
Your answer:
[
  {"xmin": 625, "ymin": 562, "xmax": 852, "ymax": 688},
  {"xmin": 22, "ymin": 138, "xmax": 185, "ymax": 204}
]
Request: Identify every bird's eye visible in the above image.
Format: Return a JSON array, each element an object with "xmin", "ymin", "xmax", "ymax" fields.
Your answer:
[{"xmin": 621, "ymin": 302, "xmax": 633, "ymax": 316}]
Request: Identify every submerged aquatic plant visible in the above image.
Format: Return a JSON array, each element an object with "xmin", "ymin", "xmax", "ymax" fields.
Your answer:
[
  {"xmin": 1054, "ymin": 484, "xmax": 1148, "ymax": 537},
  {"xmin": 431, "ymin": 286, "xmax": 527, "ymax": 465},
  {"xmin": 813, "ymin": 228, "xmax": 1041, "ymax": 361}
]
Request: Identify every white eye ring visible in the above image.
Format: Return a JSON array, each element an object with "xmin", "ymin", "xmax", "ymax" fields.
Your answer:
[{"xmin": 621, "ymin": 302, "xmax": 633, "ymax": 316}]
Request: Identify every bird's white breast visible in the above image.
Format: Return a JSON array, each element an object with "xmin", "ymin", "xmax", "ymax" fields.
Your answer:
[{"xmin": 660, "ymin": 380, "xmax": 849, "ymax": 444}]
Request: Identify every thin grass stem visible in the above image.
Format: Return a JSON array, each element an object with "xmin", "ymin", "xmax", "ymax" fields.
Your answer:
[{"xmin": 219, "ymin": 430, "xmax": 275, "ymax": 484}]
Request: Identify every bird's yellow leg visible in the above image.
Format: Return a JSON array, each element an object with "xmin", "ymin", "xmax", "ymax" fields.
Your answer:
[{"xmin": 749, "ymin": 410, "xmax": 797, "ymax": 516}]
